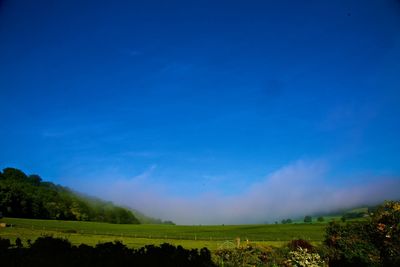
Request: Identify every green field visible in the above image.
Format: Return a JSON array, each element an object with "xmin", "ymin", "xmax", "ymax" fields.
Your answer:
[{"xmin": 0, "ymin": 217, "xmax": 327, "ymax": 250}]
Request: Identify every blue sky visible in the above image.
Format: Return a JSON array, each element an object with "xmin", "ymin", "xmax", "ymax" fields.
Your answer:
[{"xmin": 1, "ymin": 0, "xmax": 400, "ymax": 223}]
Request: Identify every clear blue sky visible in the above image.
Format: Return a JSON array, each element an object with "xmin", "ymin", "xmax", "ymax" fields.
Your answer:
[{"xmin": 1, "ymin": 1, "xmax": 400, "ymax": 223}]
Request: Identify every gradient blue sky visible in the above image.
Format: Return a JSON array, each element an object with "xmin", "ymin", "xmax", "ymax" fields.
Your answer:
[{"xmin": 1, "ymin": 0, "xmax": 400, "ymax": 223}]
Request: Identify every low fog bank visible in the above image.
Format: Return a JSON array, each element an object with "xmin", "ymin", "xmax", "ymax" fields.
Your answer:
[{"xmin": 76, "ymin": 161, "xmax": 400, "ymax": 225}]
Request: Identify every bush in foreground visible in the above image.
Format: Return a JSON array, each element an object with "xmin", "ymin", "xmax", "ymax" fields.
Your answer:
[
  {"xmin": 214, "ymin": 246, "xmax": 269, "ymax": 266},
  {"xmin": 324, "ymin": 200, "xmax": 400, "ymax": 267},
  {"xmin": 287, "ymin": 247, "xmax": 325, "ymax": 267},
  {"xmin": 0, "ymin": 236, "xmax": 215, "ymax": 267},
  {"xmin": 287, "ymin": 239, "xmax": 315, "ymax": 252}
]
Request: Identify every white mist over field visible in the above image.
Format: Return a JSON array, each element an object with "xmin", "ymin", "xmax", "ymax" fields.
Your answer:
[{"xmin": 66, "ymin": 160, "xmax": 400, "ymax": 225}]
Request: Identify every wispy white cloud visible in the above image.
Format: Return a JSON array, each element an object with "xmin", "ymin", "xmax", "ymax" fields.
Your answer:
[
  {"xmin": 74, "ymin": 160, "xmax": 400, "ymax": 225},
  {"xmin": 130, "ymin": 164, "xmax": 156, "ymax": 181}
]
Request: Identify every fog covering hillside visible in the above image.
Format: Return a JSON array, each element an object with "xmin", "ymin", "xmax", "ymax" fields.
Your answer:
[{"xmin": 0, "ymin": 167, "xmax": 139, "ymax": 224}]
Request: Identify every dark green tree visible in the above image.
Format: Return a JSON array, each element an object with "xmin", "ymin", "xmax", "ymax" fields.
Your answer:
[
  {"xmin": 0, "ymin": 167, "xmax": 140, "ymax": 224},
  {"xmin": 304, "ymin": 215, "xmax": 312, "ymax": 223},
  {"xmin": 281, "ymin": 218, "xmax": 292, "ymax": 224}
]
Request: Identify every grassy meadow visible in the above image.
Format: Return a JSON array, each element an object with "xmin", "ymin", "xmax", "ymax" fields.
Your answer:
[{"xmin": 0, "ymin": 217, "xmax": 330, "ymax": 250}]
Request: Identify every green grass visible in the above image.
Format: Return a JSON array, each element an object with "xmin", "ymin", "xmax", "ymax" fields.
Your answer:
[{"xmin": 0, "ymin": 217, "xmax": 327, "ymax": 250}]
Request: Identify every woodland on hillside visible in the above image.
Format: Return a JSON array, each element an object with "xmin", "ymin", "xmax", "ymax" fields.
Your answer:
[{"xmin": 0, "ymin": 168, "xmax": 139, "ymax": 224}]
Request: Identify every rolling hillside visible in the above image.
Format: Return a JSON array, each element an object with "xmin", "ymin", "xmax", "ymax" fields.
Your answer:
[{"xmin": 0, "ymin": 167, "xmax": 139, "ymax": 224}]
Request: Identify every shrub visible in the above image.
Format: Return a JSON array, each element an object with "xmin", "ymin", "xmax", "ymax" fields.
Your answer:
[
  {"xmin": 287, "ymin": 247, "xmax": 325, "ymax": 267},
  {"xmin": 304, "ymin": 216, "xmax": 312, "ymax": 223},
  {"xmin": 214, "ymin": 246, "xmax": 263, "ymax": 266},
  {"xmin": 214, "ymin": 244, "xmax": 292, "ymax": 267},
  {"xmin": 0, "ymin": 237, "xmax": 11, "ymax": 251},
  {"xmin": 0, "ymin": 237, "xmax": 216, "ymax": 266},
  {"xmin": 324, "ymin": 221, "xmax": 380, "ymax": 266},
  {"xmin": 370, "ymin": 200, "xmax": 400, "ymax": 266},
  {"xmin": 30, "ymin": 235, "xmax": 72, "ymax": 253},
  {"xmin": 324, "ymin": 200, "xmax": 400, "ymax": 267},
  {"xmin": 15, "ymin": 237, "xmax": 23, "ymax": 248},
  {"xmin": 288, "ymin": 239, "xmax": 314, "ymax": 252}
]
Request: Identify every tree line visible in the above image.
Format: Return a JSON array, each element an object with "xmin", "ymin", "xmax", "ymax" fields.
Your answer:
[{"xmin": 0, "ymin": 167, "xmax": 139, "ymax": 224}]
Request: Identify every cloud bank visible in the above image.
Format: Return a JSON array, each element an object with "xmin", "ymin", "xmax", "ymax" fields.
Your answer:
[{"xmin": 75, "ymin": 160, "xmax": 400, "ymax": 225}]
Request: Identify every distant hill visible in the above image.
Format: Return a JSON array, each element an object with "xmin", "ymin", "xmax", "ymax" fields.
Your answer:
[
  {"xmin": 0, "ymin": 167, "xmax": 140, "ymax": 224},
  {"xmin": 317, "ymin": 206, "xmax": 373, "ymax": 220},
  {"xmin": 282, "ymin": 206, "xmax": 374, "ymax": 225}
]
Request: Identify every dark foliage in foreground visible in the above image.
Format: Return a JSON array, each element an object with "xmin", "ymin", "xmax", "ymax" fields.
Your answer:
[
  {"xmin": 287, "ymin": 239, "xmax": 314, "ymax": 252},
  {"xmin": 0, "ymin": 236, "xmax": 215, "ymax": 267},
  {"xmin": 324, "ymin": 201, "xmax": 400, "ymax": 267},
  {"xmin": 0, "ymin": 167, "xmax": 139, "ymax": 224}
]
